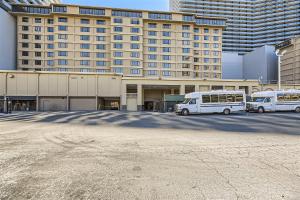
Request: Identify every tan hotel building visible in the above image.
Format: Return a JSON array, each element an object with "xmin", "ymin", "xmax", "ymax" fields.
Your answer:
[
  {"xmin": 11, "ymin": 3, "xmax": 225, "ymax": 79},
  {"xmin": 1, "ymin": 4, "xmax": 299, "ymax": 112}
]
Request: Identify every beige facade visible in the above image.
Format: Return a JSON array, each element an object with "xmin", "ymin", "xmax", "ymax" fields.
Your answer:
[
  {"xmin": 276, "ymin": 37, "xmax": 300, "ymax": 85},
  {"xmin": 11, "ymin": 3, "xmax": 225, "ymax": 79},
  {"xmin": 2, "ymin": 70, "xmax": 300, "ymax": 112}
]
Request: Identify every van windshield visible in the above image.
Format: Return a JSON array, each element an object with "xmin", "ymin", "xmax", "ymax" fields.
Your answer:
[
  {"xmin": 251, "ymin": 97, "xmax": 265, "ymax": 102},
  {"xmin": 182, "ymin": 98, "xmax": 191, "ymax": 104}
]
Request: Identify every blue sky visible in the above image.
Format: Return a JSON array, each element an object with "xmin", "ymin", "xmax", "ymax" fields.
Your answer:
[{"xmin": 63, "ymin": 0, "xmax": 169, "ymax": 11}]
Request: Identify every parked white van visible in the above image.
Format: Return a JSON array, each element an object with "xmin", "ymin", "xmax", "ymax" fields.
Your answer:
[
  {"xmin": 247, "ymin": 90, "xmax": 300, "ymax": 113},
  {"xmin": 175, "ymin": 90, "xmax": 246, "ymax": 116}
]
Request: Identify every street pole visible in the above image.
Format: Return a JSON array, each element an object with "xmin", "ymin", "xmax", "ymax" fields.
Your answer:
[{"xmin": 278, "ymin": 55, "xmax": 281, "ymax": 90}]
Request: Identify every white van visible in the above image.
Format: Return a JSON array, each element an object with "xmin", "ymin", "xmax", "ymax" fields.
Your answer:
[
  {"xmin": 175, "ymin": 90, "xmax": 246, "ymax": 116},
  {"xmin": 247, "ymin": 90, "xmax": 300, "ymax": 113}
]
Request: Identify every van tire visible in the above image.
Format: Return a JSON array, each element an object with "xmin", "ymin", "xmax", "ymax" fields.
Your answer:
[
  {"xmin": 181, "ymin": 109, "xmax": 189, "ymax": 116},
  {"xmin": 223, "ymin": 109, "xmax": 230, "ymax": 115},
  {"xmin": 295, "ymin": 107, "xmax": 300, "ymax": 113},
  {"xmin": 258, "ymin": 107, "xmax": 264, "ymax": 113}
]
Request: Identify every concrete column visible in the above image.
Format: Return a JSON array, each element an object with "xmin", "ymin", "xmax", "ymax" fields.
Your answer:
[
  {"xmin": 120, "ymin": 83, "xmax": 127, "ymax": 111},
  {"xmin": 3, "ymin": 96, "xmax": 7, "ymax": 113},
  {"xmin": 137, "ymin": 84, "xmax": 143, "ymax": 111},
  {"xmin": 66, "ymin": 96, "xmax": 70, "ymax": 111},
  {"xmin": 194, "ymin": 85, "xmax": 200, "ymax": 92},
  {"xmin": 36, "ymin": 96, "xmax": 39, "ymax": 112},
  {"xmin": 179, "ymin": 85, "xmax": 185, "ymax": 95}
]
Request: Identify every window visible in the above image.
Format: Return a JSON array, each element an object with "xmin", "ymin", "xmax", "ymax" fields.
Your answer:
[
  {"xmin": 182, "ymin": 25, "xmax": 190, "ymax": 30},
  {"xmin": 47, "ymin": 35, "xmax": 54, "ymax": 41},
  {"xmin": 114, "ymin": 52, "xmax": 123, "ymax": 57},
  {"xmin": 182, "ymin": 40, "xmax": 190, "ymax": 45},
  {"xmin": 194, "ymin": 35, "xmax": 200, "ymax": 40},
  {"xmin": 291, "ymin": 94, "xmax": 300, "ymax": 101},
  {"xmin": 47, "ymin": 27, "xmax": 54, "ymax": 32},
  {"xmin": 96, "ymin": 44, "xmax": 106, "ymax": 50},
  {"xmin": 182, "ymin": 32, "xmax": 190, "ymax": 38},
  {"xmin": 148, "ymin": 47, "xmax": 157, "ymax": 52},
  {"xmin": 35, "ymin": 52, "xmax": 41, "ymax": 57},
  {"xmin": 47, "ymin": 52, "xmax": 54, "ymax": 57},
  {"xmin": 213, "ymin": 51, "xmax": 219, "ymax": 56},
  {"xmin": 163, "ymin": 24, "xmax": 171, "ymax": 29},
  {"xmin": 80, "ymin": 52, "xmax": 90, "ymax": 57},
  {"xmin": 47, "ymin": 19, "xmax": 54, "ymax": 24},
  {"xmin": 58, "ymin": 51, "xmax": 68, "ymax": 56},
  {"xmin": 148, "ymin": 55, "xmax": 157, "ymax": 60},
  {"xmin": 58, "ymin": 34, "xmax": 68, "ymax": 40},
  {"xmin": 80, "ymin": 44, "xmax": 90, "ymax": 49},
  {"xmin": 35, "ymin": 43, "xmax": 41, "ymax": 48},
  {"xmin": 183, "ymin": 48, "xmax": 190, "ymax": 53},
  {"xmin": 148, "ymin": 39, "xmax": 157, "ymax": 44},
  {"xmin": 96, "ymin": 61, "xmax": 106, "ymax": 66},
  {"xmin": 81, "ymin": 27, "xmax": 90, "ymax": 32},
  {"xmin": 213, "ymin": 36, "xmax": 219, "ymax": 41},
  {"xmin": 131, "ymin": 36, "xmax": 140, "ymax": 41},
  {"xmin": 163, "ymin": 31, "xmax": 171, "ymax": 37},
  {"xmin": 130, "ymin": 69, "xmax": 140, "ymax": 74},
  {"xmin": 58, "ymin": 59, "xmax": 68, "ymax": 65},
  {"xmin": 204, "ymin": 28, "xmax": 209, "ymax": 33},
  {"xmin": 22, "ymin": 51, "xmax": 29, "ymax": 56},
  {"xmin": 204, "ymin": 58, "xmax": 210, "ymax": 63},
  {"xmin": 47, "ymin": 44, "xmax": 54, "ymax": 49},
  {"xmin": 149, "ymin": 13, "xmax": 172, "ymax": 20},
  {"xmin": 96, "ymin": 20, "xmax": 106, "ymax": 25},
  {"xmin": 58, "ymin": 25, "xmax": 67, "ymax": 31},
  {"xmin": 148, "ymin": 31, "xmax": 157, "ymax": 36},
  {"xmin": 131, "ymin": 28, "xmax": 139, "ymax": 33},
  {"xmin": 80, "ymin": 35, "xmax": 90, "ymax": 41},
  {"xmin": 22, "ymin": 60, "xmax": 29, "ymax": 65},
  {"xmin": 79, "ymin": 8, "xmax": 105, "ymax": 16},
  {"xmin": 96, "ymin": 36, "xmax": 105, "ymax": 41},
  {"xmin": 163, "ymin": 55, "xmax": 171, "ymax": 60},
  {"xmin": 204, "ymin": 35, "xmax": 209, "ymax": 41},
  {"xmin": 194, "ymin": 28, "xmax": 200, "ymax": 33},
  {"xmin": 34, "ymin": 26, "xmax": 41, "ymax": 32},
  {"xmin": 96, "ymin": 53, "xmax": 105, "ymax": 58},
  {"xmin": 204, "ymin": 43, "xmax": 210, "ymax": 48},
  {"xmin": 114, "ymin": 18, "xmax": 123, "ymax": 23},
  {"xmin": 213, "ymin": 58, "xmax": 219, "ymax": 63},
  {"xmin": 148, "ymin": 70, "xmax": 157, "ymax": 76},
  {"xmin": 194, "ymin": 43, "xmax": 200, "ymax": 48},
  {"xmin": 58, "ymin": 17, "xmax": 68, "ymax": 22},
  {"xmin": 202, "ymin": 95, "xmax": 210, "ymax": 103},
  {"xmin": 22, "ymin": 34, "xmax": 29, "ymax": 39},
  {"xmin": 131, "ymin": 52, "xmax": 140, "ymax": 58},
  {"xmin": 35, "ymin": 35, "xmax": 41, "ymax": 40},
  {"xmin": 114, "ymin": 59, "xmax": 123, "ymax": 65},
  {"xmin": 131, "ymin": 61, "xmax": 140, "ymax": 66},
  {"xmin": 47, "ymin": 60, "xmax": 54, "ymax": 66},
  {"xmin": 81, "ymin": 19, "xmax": 90, "ymax": 24},
  {"xmin": 226, "ymin": 95, "xmax": 235, "ymax": 102},
  {"xmin": 35, "ymin": 60, "xmax": 41, "ymax": 65},
  {"xmin": 97, "ymin": 28, "xmax": 106, "ymax": 33},
  {"xmin": 162, "ymin": 71, "xmax": 171, "ymax": 76},
  {"xmin": 148, "ymin": 62, "xmax": 157, "ymax": 67},
  {"xmin": 236, "ymin": 95, "xmax": 244, "ymax": 102},
  {"xmin": 204, "ymin": 50, "xmax": 210, "ymax": 55},
  {"xmin": 114, "ymin": 27, "xmax": 123, "ymax": 32},
  {"xmin": 163, "ymin": 39, "xmax": 171, "ymax": 45},
  {"xmin": 114, "ymin": 35, "xmax": 123, "ymax": 40},
  {"xmin": 80, "ymin": 68, "xmax": 90, "ymax": 72},
  {"xmin": 114, "ymin": 43, "xmax": 123, "ymax": 49},
  {"xmin": 163, "ymin": 47, "xmax": 171, "ymax": 52},
  {"xmin": 148, "ymin": 23, "xmax": 157, "ymax": 29},
  {"xmin": 183, "ymin": 15, "xmax": 194, "ymax": 22},
  {"xmin": 80, "ymin": 60, "xmax": 90, "ymax": 66},
  {"xmin": 131, "ymin": 44, "xmax": 140, "ymax": 49},
  {"xmin": 131, "ymin": 19, "xmax": 139, "ymax": 24},
  {"xmin": 35, "ymin": 18, "xmax": 41, "ymax": 23},
  {"xmin": 214, "ymin": 29, "xmax": 219, "ymax": 34},
  {"xmin": 22, "ymin": 26, "xmax": 29, "ymax": 31},
  {"xmin": 53, "ymin": 6, "xmax": 67, "ymax": 13},
  {"xmin": 163, "ymin": 63, "xmax": 171, "ymax": 68},
  {"xmin": 58, "ymin": 43, "xmax": 67, "ymax": 48},
  {"xmin": 22, "ymin": 17, "xmax": 28, "ymax": 22},
  {"xmin": 113, "ymin": 67, "xmax": 123, "ymax": 74},
  {"xmin": 96, "ymin": 69, "xmax": 107, "ymax": 73}
]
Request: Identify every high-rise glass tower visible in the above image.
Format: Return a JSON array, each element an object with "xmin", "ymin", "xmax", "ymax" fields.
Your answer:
[{"xmin": 170, "ymin": 0, "xmax": 300, "ymax": 54}]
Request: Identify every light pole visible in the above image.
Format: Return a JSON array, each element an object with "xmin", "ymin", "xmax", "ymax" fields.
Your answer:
[{"xmin": 275, "ymin": 49, "xmax": 287, "ymax": 90}]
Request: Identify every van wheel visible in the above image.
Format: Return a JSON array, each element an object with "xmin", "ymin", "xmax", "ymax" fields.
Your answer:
[
  {"xmin": 223, "ymin": 109, "xmax": 230, "ymax": 115},
  {"xmin": 295, "ymin": 107, "xmax": 300, "ymax": 113},
  {"xmin": 181, "ymin": 109, "xmax": 189, "ymax": 116},
  {"xmin": 258, "ymin": 107, "xmax": 264, "ymax": 113}
]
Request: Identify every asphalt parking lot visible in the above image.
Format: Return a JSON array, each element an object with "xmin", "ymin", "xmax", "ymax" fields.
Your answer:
[{"xmin": 0, "ymin": 111, "xmax": 300, "ymax": 200}]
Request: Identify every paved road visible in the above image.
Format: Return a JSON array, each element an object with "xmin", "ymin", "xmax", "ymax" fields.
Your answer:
[{"xmin": 0, "ymin": 111, "xmax": 300, "ymax": 200}]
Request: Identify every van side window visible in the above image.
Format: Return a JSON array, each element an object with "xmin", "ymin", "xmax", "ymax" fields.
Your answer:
[
  {"xmin": 284, "ymin": 94, "xmax": 291, "ymax": 101},
  {"xmin": 202, "ymin": 95, "xmax": 210, "ymax": 103},
  {"xmin": 264, "ymin": 98, "xmax": 271, "ymax": 103},
  {"xmin": 211, "ymin": 95, "xmax": 218, "ymax": 103},
  {"xmin": 226, "ymin": 94, "xmax": 235, "ymax": 102},
  {"xmin": 219, "ymin": 94, "xmax": 226, "ymax": 102},
  {"xmin": 235, "ymin": 94, "xmax": 243, "ymax": 102},
  {"xmin": 291, "ymin": 94, "xmax": 299, "ymax": 101},
  {"xmin": 189, "ymin": 99, "xmax": 196, "ymax": 104},
  {"xmin": 277, "ymin": 94, "xmax": 284, "ymax": 102}
]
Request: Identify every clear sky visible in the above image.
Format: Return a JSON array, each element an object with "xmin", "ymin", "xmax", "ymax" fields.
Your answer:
[{"xmin": 62, "ymin": 0, "xmax": 169, "ymax": 11}]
